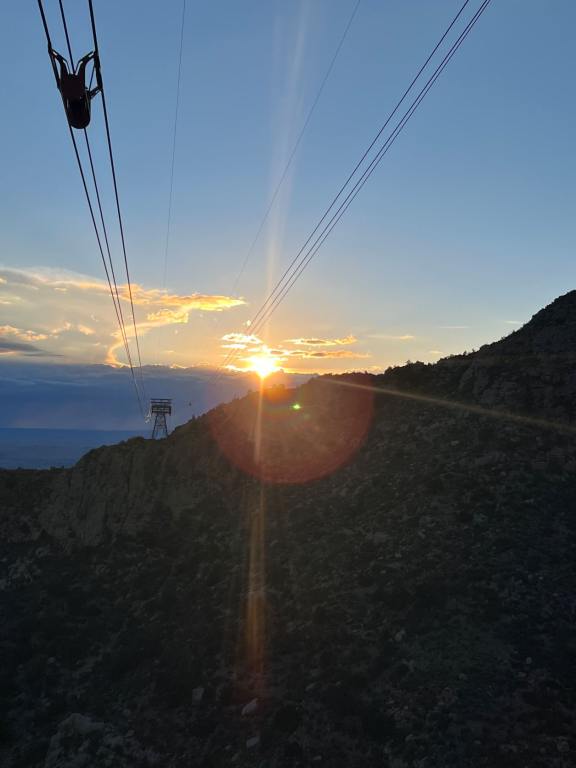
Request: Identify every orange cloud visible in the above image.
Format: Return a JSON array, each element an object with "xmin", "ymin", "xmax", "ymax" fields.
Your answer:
[
  {"xmin": 146, "ymin": 308, "xmax": 190, "ymax": 324},
  {"xmin": 128, "ymin": 284, "xmax": 245, "ymax": 312},
  {"xmin": 222, "ymin": 332, "xmax": 262, "ymax": 344},
  {"xmin": 50, "ymin": 322, "xmax": 97, "ymax": 337},
  {"xmin": 0, "ymin": 325, "xmax": 49, "ymax": 342},
  {"xmin": 285, "ymin": 334, "xmax": 357, "ymax": 346},
  {"xmin": 77, "ymin": 324, "xmax": 96, "ymax": 336},
  {"xmin": 221, "ymin": 332, "xmax": 263, "ymax": 350},
  {"xmin": 0, "ymin": 268, "xmax": 244, "ymax": 315},
  {"xmin": 219, "ymin": 329, "xmax": 370, "ymax": 370},
  {"xmin": 1, "ymin": 266, "xmax": 247, "ymax": 365},
  {"xmin": 284, "ymin": 349, "xmax": 370, "ymax": 360}
]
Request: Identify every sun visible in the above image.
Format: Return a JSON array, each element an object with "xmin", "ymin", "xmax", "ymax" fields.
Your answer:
[{"xmin": 246, "ymin": 355, "xmax": 280, "ymax": 380}]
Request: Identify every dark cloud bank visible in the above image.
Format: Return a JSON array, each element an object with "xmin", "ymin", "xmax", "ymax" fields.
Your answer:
[{"xmin": 0, "ymin": 361, "xmax": 312, "ymax": 430}]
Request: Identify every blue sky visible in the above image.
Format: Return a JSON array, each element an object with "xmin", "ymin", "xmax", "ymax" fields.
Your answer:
[{"xmin": 1, "ymin": 0, "xmax": 575, "ymax": 374}]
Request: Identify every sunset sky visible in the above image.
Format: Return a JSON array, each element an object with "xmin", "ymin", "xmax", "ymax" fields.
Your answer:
[{"xmin": 1, "ymin": 0, "xmax": 575, "ymax": 376}]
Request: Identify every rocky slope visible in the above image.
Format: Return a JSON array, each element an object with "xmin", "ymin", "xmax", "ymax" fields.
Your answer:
[
  {"xmin": 381, "ymin": 290, "xmax": 576, "ymax": 422},
  {"xmin": 1, "ymin": 293, "xmax": 576, "ymax": 767}
]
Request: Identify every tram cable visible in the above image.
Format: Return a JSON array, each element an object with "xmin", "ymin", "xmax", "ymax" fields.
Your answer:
[
  {"xmin": 37, "ymin": 0, "xmax": 146, "ymax": 416},
  {"xmin": 87, "ymin": 0, "xmax": 147, "ymax": 394},
  {"xmin": 53, "ymin": 1, "xmax": 136, "ymax": 382}
]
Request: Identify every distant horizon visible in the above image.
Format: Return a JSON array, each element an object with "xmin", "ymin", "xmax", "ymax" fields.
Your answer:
[
  {"xmin": 0, "ymin": 360, "xmax": 314, "ymax": 431},
  {"xmin": 0, "ymin": 426, "xmax": 144, "ymax": 433}
]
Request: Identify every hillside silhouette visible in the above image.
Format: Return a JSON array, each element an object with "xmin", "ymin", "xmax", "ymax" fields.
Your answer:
[{"xmin": 1, "ymin": 292, "xmax": 576, "ymax": 767}]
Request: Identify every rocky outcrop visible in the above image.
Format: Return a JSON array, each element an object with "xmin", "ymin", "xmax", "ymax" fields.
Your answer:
[{"xmin": 381, "ymin": 290, "xmax": 576, "ymax": 423}]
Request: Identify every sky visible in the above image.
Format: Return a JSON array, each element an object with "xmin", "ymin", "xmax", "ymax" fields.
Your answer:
[{"xmin": 1, "ymin": 0, "xmax": 575, "ymax": 380}]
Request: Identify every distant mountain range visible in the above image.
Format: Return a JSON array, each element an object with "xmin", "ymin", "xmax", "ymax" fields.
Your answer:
[
  {"xmin": 0, "ymin": 362, "xmax": 313, "ymax": 430},
  {"xmin": 1, "ymin": 292, "xmax": 575, "ymax": 767}
]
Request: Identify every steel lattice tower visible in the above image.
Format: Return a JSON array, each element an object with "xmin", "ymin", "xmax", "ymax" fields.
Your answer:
[{"xmin": 150, "ymin": 399, "xmax": 172, "ymax": 439}]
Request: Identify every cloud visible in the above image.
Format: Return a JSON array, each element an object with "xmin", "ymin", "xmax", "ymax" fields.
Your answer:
[
  {"xmin": 0, "ymin": 321, "xmax": 101, "ymax": 359},
  {"xmin": 222, "ymin": 332, "xmax": 262, "ymax": 345},
  {"xmin": 284, "ymin": 349, "xmax": 370, "ymax": 360},
  {"xmin": 146, "ymin": 308, "xmax": 190, "ymax": 324},
  {"xmin": 220, "ymin": 332, "xmax": 263, "ymax": 350},
  {"xmin": 0, "ymin": 339, "xmax": 51, "ymax": 356},
  {"xmin": 0, "ymin": 269, "xmax": 41, "ymax": 289},
  {"xmin": 0, "ymin": 267, "xmax": 101, "ymax": 293},
  {"xmin": 284, "ymin": 334, "xmax": 357, "ymax": 347},
  {"xmin": 77, "ymin": 324, "xmax": 96, "ymax": 336},
  {"xmin": 51, "ymin": 322, "xmax": 73, "ymax": 335},
  {"xmin": 0, "ymin": 268, "xmax": 245, "ymax": 313},
  {"xmin": 50, "ymin": 322, "xmax": 98, "ymax": 337},
  {"xmin": 219, "ymin": 329, "xmax": 370, "ymax": 370},
  {"xmin": 505, "ymin": 320, "xmax": 523, "ymax": 326},
  {"xmin": 130, "ymin": 284, "xmax": 245, "ymax": 312},
  {"xmin": 0, "ymin": 325, "xmax": 49, "ymax": 342},
  {"xmin": 0, "ymin": 266, "xmax": 246, "ymax": 365}
]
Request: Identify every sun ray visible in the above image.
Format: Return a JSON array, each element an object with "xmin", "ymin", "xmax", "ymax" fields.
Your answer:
[{"xmin": 327, "ymin": 378, "xmax": 576, "ymax": 435}]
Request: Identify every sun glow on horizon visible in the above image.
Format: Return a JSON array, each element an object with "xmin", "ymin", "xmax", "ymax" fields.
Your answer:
[{"xmin": 246, "ymin": 354, "xmax": 280, "ymax": 379}]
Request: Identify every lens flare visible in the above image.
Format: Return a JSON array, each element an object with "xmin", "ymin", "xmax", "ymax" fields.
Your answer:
[
  {"xmin": 246, "ymin": 355, "xmax": 279, "ymax": 380},
  {"xmin": 208, "ymin": 376, "xmax": 375, "ymax": 484}
]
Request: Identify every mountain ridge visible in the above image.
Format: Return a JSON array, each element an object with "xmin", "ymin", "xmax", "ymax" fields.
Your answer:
[{"xmin": 378, "ymin": 290, "xmax": 576, "ymax": 423}]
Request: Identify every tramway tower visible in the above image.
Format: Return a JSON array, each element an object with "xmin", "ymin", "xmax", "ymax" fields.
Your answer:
[{"xmin": 150, "ymin": 399, "xmax": 172, "ymax": 439}]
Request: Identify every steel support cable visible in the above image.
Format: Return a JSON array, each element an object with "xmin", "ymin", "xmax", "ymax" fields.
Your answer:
[
  {"xmin": 74, "ymin": 0, "xmax": 145, "ymax": 402},
  {"xmin": 36, "ymin": 0, "xmax": 145, "ymax": 417},
  {"xmin": 87, "ymin": 0, "xmax": 147, "ymax": 397},
  {"xmin": 61, "ymin": 0, "xmax": 131, "ymax": 363},
  {"xmin": 67, "ymin": 127, "xmax": 145, "ymax": 414},
  {"xmin": 219, "ymin": 0, "xmax": 490, "ymax": 374},
  {"xmin": 83, "ymin": 129, "xmax": 134, "ymax": 366},
  {"xmin": 63, "ymin": 0, "xmax": 145, "ymax": 408},
  {"xmin": 52, "ymin": 0, "xmax": 137, "ymax": 379},
  {"xmin": 39, "ymin": 2, "xmax": 130, "ymax": 364},
  {"xmin": 37, "ymin": 0, "xmax": 56, "ymax": 68},
  {"xmin": 162, "ymin": 0, "xmax": 187, "ymax": 290},
  {"xmin": 246, "ymin": 0, "xmax": 492, "ymax": 340},
  {"xmin": 231, "ymin": 0, "xmax": 363, "ymax": 295},
  {"xmin": 58, "ymin": 0, "xmax": 74, "ymax": 66},
  {"xmin": 68, "ymin": 129, "xmax": 145, "ymax": 416}
]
